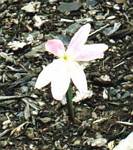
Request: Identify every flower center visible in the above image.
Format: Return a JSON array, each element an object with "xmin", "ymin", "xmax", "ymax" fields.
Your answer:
[
  {"xmin": 60, "ymin": 53, "xmax": 71, "ymax": 62},
  {"xmin": 63, "ymin": 54, "xmax": 69, "ymax": 61}
]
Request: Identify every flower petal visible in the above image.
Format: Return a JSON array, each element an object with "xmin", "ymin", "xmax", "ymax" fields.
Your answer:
[
  {"xmin": 67, "ymin": 23, "xmax": 91, "ymax": 54},
  {"xmin": 75, "ymin": 44, "xmax": 108, "ymax": 61},
  {"xmin": 51, "ymin": 60, "xmax": 70, "ymax": 100},
  {"xmin": 45, "ymin": 39, "xmax": 65, "ymax": 57},
  {"xmin": 35, "ymin": 63, "xmax": 54, "ymax": 89},
  {"xmin": 68, "ymin": 61, "xmax": 88, "ymax": 94},
  {"xmin": 72, "ymin": 90, "xmax": 93, "ymax": 102}
]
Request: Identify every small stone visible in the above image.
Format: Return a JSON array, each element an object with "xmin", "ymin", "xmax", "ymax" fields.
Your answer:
[
  {"xmin": 39, "ymin": 117, "xmax": 52, "ymax": 123},
  {"xmin": 107, "ymin": 16, "xmax": 116, "ymax": 20},
  {"xmin": 38, "ymin": 101, "xmax": 45, "ymax": 107},
  {"xmin": 89, "ymin": 10, "xmax": 97, "ymax": 15},
  {"xmin": 91, "ymin": 138, "xmax": 107, "ymax": 147},
  {"xmin": 124, "ymin": 74, "xmax": 133, "ymax": 81},
  {"xmin": 92, "ymin": 112, "xmax": 97, "ymax": 119},
  {"xmin": 97, "ymin": 105, "xmax": 106, "ymax": 110},
  {"xmin": 26, "ymin": 34, "xmax": 34, "ymax": 44},
  {"xmin": 122, "ymin": 82, "xmax": 133, "ymax": 89},
  {"xmin": 100, "ymin": 75, "xmax": 111, "ymax": 82},
  {"xmin": 26, "ymin": 128, "xmax": 35, "ymax": 139},
  {"xmin": 108, "ymin": 141, "xmax": 115, "ymax": 150},
  {"xmin": 0, "ymin": 140, "xmax": 8, "ymax": 147},
  {"xmin": 131, "ymin": 111, "xmax": 133, "ymax": 116},
  {"xmin": 95, "ymin": 15, "xmax": 105, "ymax": 20},
  {"xmin": 33, "ymin": 15, "xmax": 45, "ymax": 28},
  {"xmin": 95, "ymin": 132, "xmax": 103, "ymax": 139},
  {"xmin": 86, "ymin": 0, "xmax": 98, "ymax": 7},
  {"xmin": 8, "ymin": 41, "xmax": 27, "ymax": 51},
  {"xmin": 21, "ymin": 86, "xmax": 28, "ymax": 93},
  {"xmin": 106, "ymin": 2, "xmax": 112, "ymax": 6},
  {"xmin": 115, "ymin": 0, "xmax": 126, "ymax": 4},
  {"xmin": 113, "ymin": 4, "xmax": 120, "ymax": 10},
  {"xmin": 109, "ymin": 39, "xmax": 116, "ymax": 43},
  {"xmin": 2, "ymin": 119, "xmax": 11, "ymax": 125},
  {"xmin": 29, "ymin": 144, "xmax": 35, "ymax": 149},
  {"xmin": 122, "ymin": 107, "xmax": 128, "ymax": 111},
  {"xmin": 31, "ymin": 110, "xmax": 38, "ymax": 116},
  {"xmin": 0, "ymin": 0, "xmax": 7, "ymax": 4},
  {"xmin": 103, "ymin": 88, "xmax": 108, "ymax": 99},
  {"xmin": 21, "ymin": 2, "xmax": 40, "ymax": 13},
  {"xmin": 2, "ymin": 119, "xmax": 11, "ymax": 129},
  {"xmin": 0, "ymin": 52, "xmax": 14, "ymax": 62},
  {"xmin": 73, "ymin": 139, "xmax": 81, "ymax": 145},
  {"xmin": 49, "ymin": 0, "xmax": 58, "ymax": 4},
  {"xmin": 85, "ymin": 138, "xmax": 95, "ymax": 145},
  {"xmin": 131, "ymin": 68, "xmax": 133, "ymax": 73}
]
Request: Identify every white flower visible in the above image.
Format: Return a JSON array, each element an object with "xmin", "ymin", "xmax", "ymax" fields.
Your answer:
[{"xmin": 35, "ymin": 24, "xmax": 108, "ymax": 102}]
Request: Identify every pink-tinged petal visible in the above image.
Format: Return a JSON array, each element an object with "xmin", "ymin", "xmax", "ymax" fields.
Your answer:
[
  {"xmin": 75, "ymin": 44, "xmax": 108, "ymax": 61},
  {"xmin": 35, "ymin": 63, "xmax": 54, "ymax": 89},
  {"xmin": 67, "ymin": 23, "xmax": 91, "ymax": 54},
  {"xmin": 51, "ymin": 60, "xmax": 70, "ymax": 100},
  {"xmin": 45, "ymin": 39, "xmax": 65, "ymax": 57},
  {"xmin": 68, "ymin": 61, "xmax": 88, "ymax": 93}
]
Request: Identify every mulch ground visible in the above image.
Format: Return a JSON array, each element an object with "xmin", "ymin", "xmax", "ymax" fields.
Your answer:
[{"xmin": 0, "ymin": 0, "xmax": 133, "ymax": 149}]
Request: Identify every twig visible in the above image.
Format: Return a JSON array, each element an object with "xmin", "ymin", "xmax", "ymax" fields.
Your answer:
[
  {"xmin": 22, "ymin": 98, "xmax": 39, "ymax": 110},
  {"xmin": 88, "ymin": 24, "xmax": 110, "ymax": 37},
  {"xmin": 93, "ymin": 118, "xmax": 108, "ymax": 124},
  {"xmin": 0, "ymin": 129, "xmax": 11, "ymax": 138},
  {"xmin": 60, "ymin": 18, "xmax": 74, "ymax": 23},
  {"xmin": 0, "ymin": 95, "xmax": 33, "ymax": 101},
  {"xmin": 113, "ymin": 61, "xmax": 125, "ymax": 69},
  {"xmin": 60, "ymin": 19, "xmax": 109, "ymax": 37},
  {"xmin": 60, "ymin": 17, "xmax": 93, "ymax": 23},
  {"xmin": 108, "ymin": 28, "xmax": 133, "ymax": 38},
  {"xmin": 116, "ymin": 121, "xmax": 133, "ymax": 126}
]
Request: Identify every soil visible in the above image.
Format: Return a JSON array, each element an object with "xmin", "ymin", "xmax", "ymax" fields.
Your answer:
[{"xmin": 0, "ymin": 0, "xmax": 133, "ymax": 150}]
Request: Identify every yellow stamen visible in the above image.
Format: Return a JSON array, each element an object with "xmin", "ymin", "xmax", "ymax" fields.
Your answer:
[
  {"xmin": 63, "ymin": 54, "xmax": 69, "ymax": 61},
  {"xmin": 60, "ymin": 53, "xmax": 71, "ymax": 61}
]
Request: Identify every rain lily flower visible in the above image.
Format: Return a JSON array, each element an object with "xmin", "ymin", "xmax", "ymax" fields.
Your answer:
[{"xmin": 35, "ymin": 23, "xmax": 108, "ymax": 103}]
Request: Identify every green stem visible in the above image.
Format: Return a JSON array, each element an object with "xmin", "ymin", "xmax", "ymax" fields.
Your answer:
[{"xmin": 66, "ymin": 84, "xmax": 74, "ymax": 122}]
